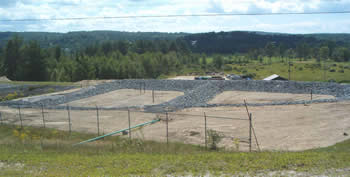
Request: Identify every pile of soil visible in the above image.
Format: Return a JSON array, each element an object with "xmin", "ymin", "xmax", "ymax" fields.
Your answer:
[{"xmin": 0, "ymin": 76, "xmax": 11, "ymax": 82}]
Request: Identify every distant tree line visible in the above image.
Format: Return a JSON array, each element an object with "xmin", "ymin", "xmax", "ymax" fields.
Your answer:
[
  {"xmin": 0, "ymin": 33, "xmax": 349, "ymax": 81},
  {"xmin": 0, "ymin": 36, "xmax": 204, "ymax": 81}
]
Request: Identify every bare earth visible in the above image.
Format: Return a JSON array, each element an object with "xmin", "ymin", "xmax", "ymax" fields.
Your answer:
[
  {"xmin": 63, "ymin": 89, "xmax": 184, "ymax": 108},
  {"xmin": 1, "ymin": 100, "xmax": 349, "ymax": 151},
  {"xmin": 209, "ymin": 91, "xmax": 335, "ymax": 104}
]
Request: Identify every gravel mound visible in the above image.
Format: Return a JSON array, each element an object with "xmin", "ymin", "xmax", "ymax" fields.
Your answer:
[{"xmin": 1, "ymin": 79, "xmax": 350, "ymax": 112}]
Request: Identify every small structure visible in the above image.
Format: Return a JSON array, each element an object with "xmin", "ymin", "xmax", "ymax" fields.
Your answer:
[{"xmin": 263, "ymin": 74, "xmax": 287, "ymax": 81}]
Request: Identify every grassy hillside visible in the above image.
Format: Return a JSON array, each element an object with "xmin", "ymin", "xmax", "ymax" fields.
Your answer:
[{"xmin": 0, "ymin": 125, "xmax": 349, "ymax": 176}]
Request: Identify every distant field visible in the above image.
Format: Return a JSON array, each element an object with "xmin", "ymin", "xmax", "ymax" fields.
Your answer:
[{"xmin": 178, "ymin": 58, "xmax": 350, "ymax": 83}]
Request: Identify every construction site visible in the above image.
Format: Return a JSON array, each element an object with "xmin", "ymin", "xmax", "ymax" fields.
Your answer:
[{"xmin": 0, "ymin": 79, "xmax": 349, "ymax": 151}]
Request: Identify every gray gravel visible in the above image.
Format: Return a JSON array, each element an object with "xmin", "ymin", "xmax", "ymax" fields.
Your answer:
[{"xmin": 1, "ymin": 79, "xmax": 350, "ymax": 112}]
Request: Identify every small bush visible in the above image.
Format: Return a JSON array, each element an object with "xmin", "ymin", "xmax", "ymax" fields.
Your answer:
[
  {"xmin": 207, "ymin": 129, "xmax": 223, "ymax": 150},
  {"xmin": 3, "ymin": 92, "xmax": 19, "ymax": 101},
  {"xmin": 329, "ymin": 69, "xmax": 336, "ymax": 72},
  {"xmin": 339, "ymin": 69, "xmax": 345, "ymax": 73},
  {"xmin": 48, "ymin": 88, "xmax": 56, "ymax": 93},
  {"xmin": 298, "ymin": 67, "xmax": 303, "ymax": 71}
]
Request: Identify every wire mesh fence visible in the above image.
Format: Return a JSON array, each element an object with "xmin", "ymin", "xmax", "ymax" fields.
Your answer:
[{"xmin": 0, "ymin": 104, "xmax": 259, "ymax": 151}]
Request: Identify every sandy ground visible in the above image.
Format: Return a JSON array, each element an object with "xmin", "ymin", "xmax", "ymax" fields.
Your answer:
[
  {"xmin": 168, "ymin": 76, "xmax": 229, "ymax": 80},
  {"xmin": 209, "ymin": 91, "xmax": 335, "ymax": 104},
  {"xmin": 76, "ymin": 80, "xmax": 114, "ymax": 87},
  {"xmin": 1, "ymin": 100, "xmax": 349, "ymax": 151},
  {"xmin": 167, "ymin": 76, "xmax": 196, "ymax": 80},
  {"xmin": 14, "ymin": 88, "xmax": 82, "ymax": 102},
  {"xmin": 63, "ymin": 89, "xmax": 184, "ymax": 108},
  {"xmin": 0, "ymin": 76, "xmax": 10, "ymax": 82}
]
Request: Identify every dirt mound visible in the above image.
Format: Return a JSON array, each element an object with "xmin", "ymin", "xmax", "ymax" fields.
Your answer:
[{"xmin": 0, "ymin": 76, "xmax": 11, "ymax": 82}]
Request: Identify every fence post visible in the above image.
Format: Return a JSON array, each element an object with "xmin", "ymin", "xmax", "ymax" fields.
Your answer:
[
  {"xmin": 152, "ymin": 89, "xmax": 155, "ymax": 103},
  {"xmin": 67, "ymin": 105, "xmax": 71, "ymax": 134},
  {"xmin": 310, "ymin": 89, "xmax": 313, "ymax": 101},
  {"xmin": 41, "ymin": 104, "xmax": 46, "ymax": 128},
  {"xmin": 144, "ymin": 82, "xmax": 146, "ymax": 93},
  {"xmin": 166, "ymin": 112, "xmax": 169, "ymax": 145},
  {"xmin": 128, "ymin": 109, "xmax": 131, "ymax": 140},
  {"xmin": 204, "ymin": 112, "xmax": 207, "ymax": 150},
  {"xmin": 249, "ymin": 113, "xmax": 252, "ymax": 152},
  {"xmin": 96, "ymin": 105, "xmax": 100, "ymax": 136},
  {"xmin": 18, "ymin": 105, "xmax": 23, "ymax": 129}
]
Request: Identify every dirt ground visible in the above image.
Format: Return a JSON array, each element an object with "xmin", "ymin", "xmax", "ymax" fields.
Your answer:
[
  {"xmin": 167, "ymin": 76, "xmax": 196, "ymax": 80},
  {"xmin": 63, "ymin": 89, "xmax": 184, "ymax": 108},
  {"xmin": 76, "ymin": 80, "xmax": 114, "ymax": 87},
  {"xmin": 1, "ymin": 100, "xmax": 349, "ymax": 151},
  {"xmin": 208, "ymin": 91, "xmax": 335, "ymax": 104},
  {"xmin": 14, "ymin": 88, "xmax": 82, "ymax": 102}
]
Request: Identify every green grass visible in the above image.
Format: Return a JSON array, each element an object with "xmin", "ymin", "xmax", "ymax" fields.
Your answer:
[
  {"xmin": 170, "ymin": 57, "xmax": 350, "ymax": 83},
  {"xmin": 226, "ymin": 60, "xmax": 350, "ymax": 83},
  {"xmin": 0, "ymin": 125, "xmax": 349, "ymax": 176}
]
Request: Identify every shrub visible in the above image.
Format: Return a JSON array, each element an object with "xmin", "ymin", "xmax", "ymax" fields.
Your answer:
[
  {"xmin": 339, "ymin": 69, "xmax": 345, "ymax": 73},
  {"xmin": 207, "ymin": 129, "xmax": 223, "ymax": 150},
  {"xmin": 48, "ymin": 88, "xmax": 56, "ymax": 93},
  {"xmin": 329, "ymin": 69, "xmax": 336, "ymax": 72}
]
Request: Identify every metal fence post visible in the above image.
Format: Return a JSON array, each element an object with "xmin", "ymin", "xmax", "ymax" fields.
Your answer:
[
  {"xmin": 152, "ymin": 89, "xmax": 155, "ymax": 103},
  {"xmin": 18, "ymin": 105, "xmax": 23, "ymax": 129},
  {"xmin": 166, "ymin": 112, "xmax": 169, "ymax": 145},
  {"xmin": 204, "ymin": 112, "xmax": 207, "ymax": 150},
  {"xmin": 249, "ymin": 113, "xmax": 252, "ymax": 152},
  {"xmin": 67, "ymin": 105, "xmax": 71, "ymax": 134},
  {"xmin": 128, "ymin": 109, "xmax": 131, "ymax": 140},
  {"xmin": 96, "ymin": 105, "xmax": 100, "ymax": 136},
  {"xmin": 41, "ymin": 104, "xmax": 46, "ymax": 128}
]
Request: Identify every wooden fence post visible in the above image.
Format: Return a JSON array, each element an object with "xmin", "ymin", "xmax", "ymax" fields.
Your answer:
[
  {"xmin": 41, "ymin": 104, "xmax": 46, "ymax": 128},
  {"xmin": 166, "ymin": 112, "xmax": 169, "ymax": 145},
  {"xmin": 152, "ymin": 89, "xmax": 155, "ymax": 103},
  {"xmin": 128, "ymin": 109, "xmax": 131, "ymax": 140},
  {"xmin": 96, "ymin": 105, "xmax": 100, "ymax": 136},
  {"xmin": 249, "ymin": 113, "xmax": 252, "ymax": 152},
  {"xmin": 67, "ymin": 105, "xmax": 71, "ymax": 134},
  {"xmin": 311, "ymin": 89, "xmax": 313, "ymax": 101},
  {"xmin": 18, "ymin": 105, "xmax": 23, "ymax": 129},
  {"xmin": 204, "ymin": 112, "xmax": 207, "ymax": 150}
]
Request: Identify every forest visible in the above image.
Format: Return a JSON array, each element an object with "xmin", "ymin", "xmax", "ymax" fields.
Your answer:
[{"xmin": 0, "ymin": 31, "xmax": 349, "ymax": 82}]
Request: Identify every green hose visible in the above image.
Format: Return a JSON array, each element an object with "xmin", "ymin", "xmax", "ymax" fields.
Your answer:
[{"xmin": 73, "ymin": 119, "xmax": 161, "ymax": 146}]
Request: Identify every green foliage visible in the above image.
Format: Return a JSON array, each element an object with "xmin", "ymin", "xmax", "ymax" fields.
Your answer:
[
  {"xmin": 0, "ymin": 91, "xmax": 23, "ymax": 101},
  {"xmin": 207, "ymin": 129, "xmax": 223, "ymax": 150}
]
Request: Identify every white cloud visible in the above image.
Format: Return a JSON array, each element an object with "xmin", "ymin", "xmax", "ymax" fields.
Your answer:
[{"xmin": 0, "ymin": 0, "xmax": 349, "ymax": 33}]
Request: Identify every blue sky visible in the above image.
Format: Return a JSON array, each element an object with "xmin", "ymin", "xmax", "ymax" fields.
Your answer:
[{"xmin": 0, "ymin": 0, "xmax": 350, "ymax": 34}]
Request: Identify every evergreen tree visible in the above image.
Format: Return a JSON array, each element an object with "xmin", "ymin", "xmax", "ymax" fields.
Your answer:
[{"xmin": 4, "ymin": 36, "xmax": 22, "ymax": 80}]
